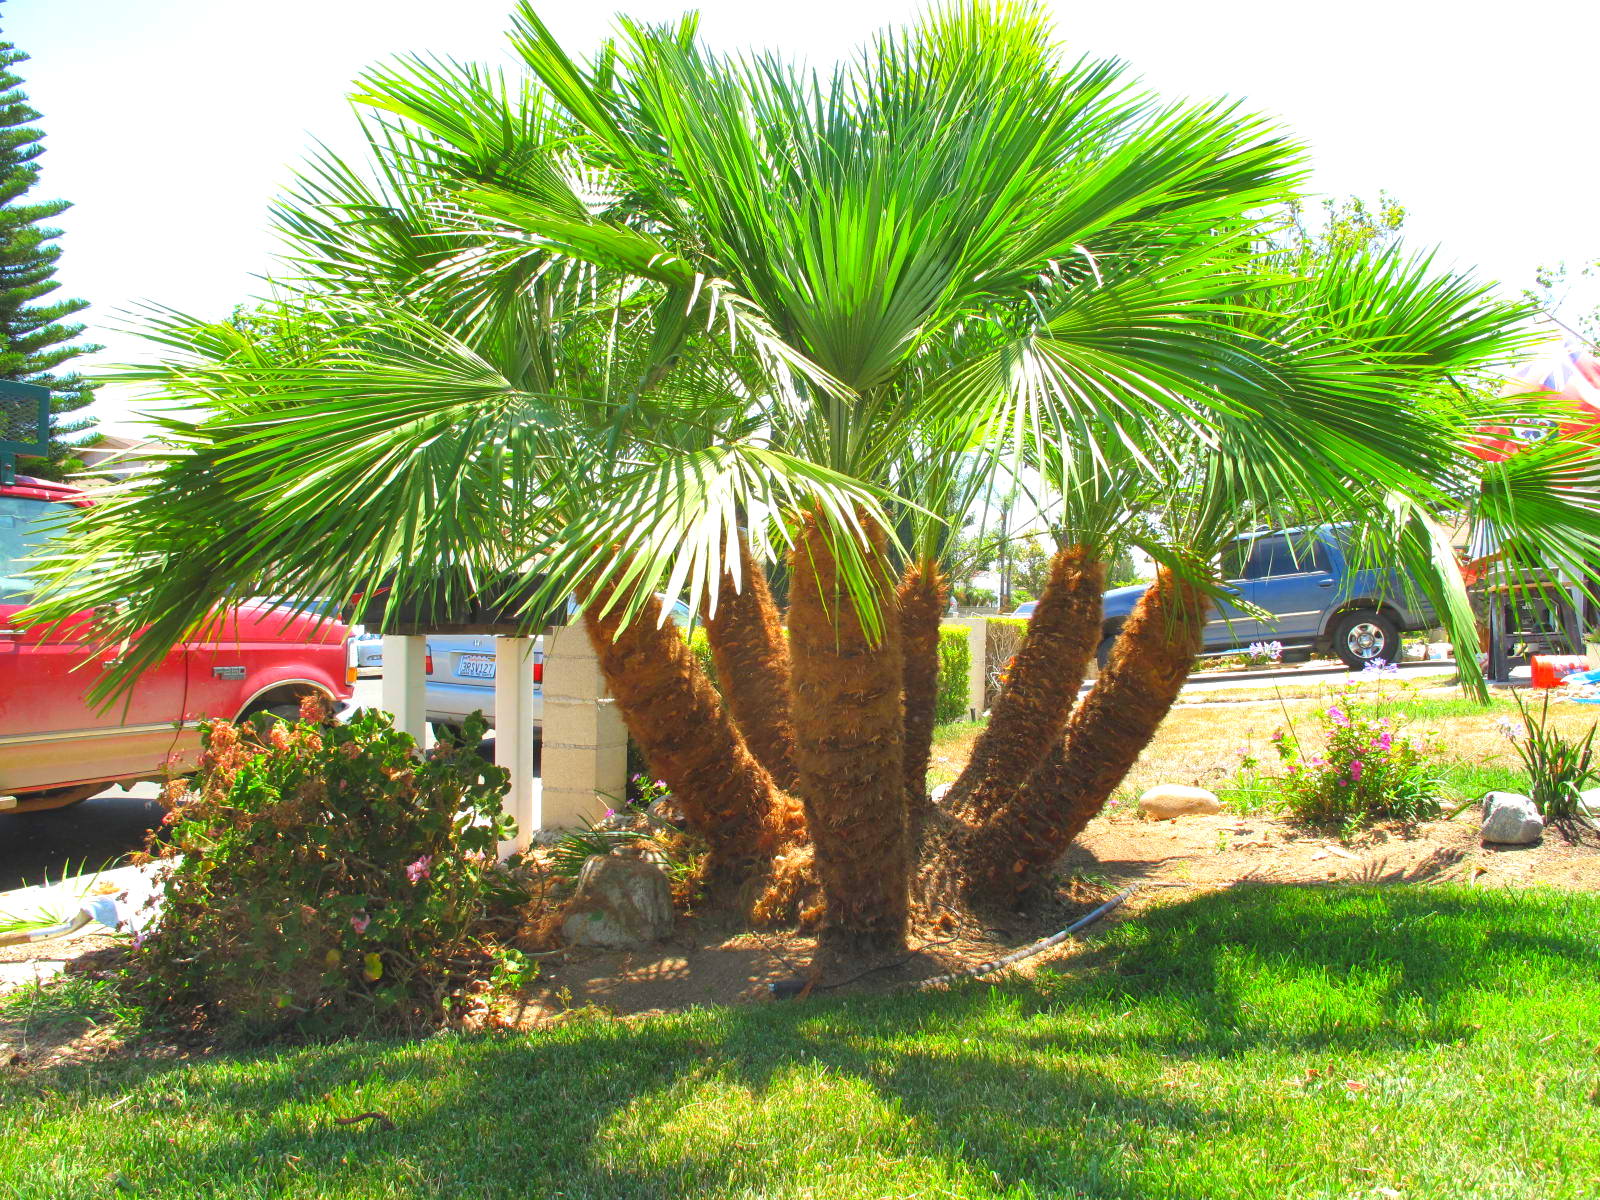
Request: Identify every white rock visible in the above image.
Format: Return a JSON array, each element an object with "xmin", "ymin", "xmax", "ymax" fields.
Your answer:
[
  {"xmin": 561, "ymin": 856, "xmax": 675, "ymax": 949},
  {"xmin": 1480, "ymin": 792, "xmax": 1544, "ymax": 845},
  {"xmin": 1481, "ymin": 789, "xmax": 1525, "ymax": 817},
  {"xmin": 1137, "ymin": 784, "xmax": 1222, "ymax": 821}
]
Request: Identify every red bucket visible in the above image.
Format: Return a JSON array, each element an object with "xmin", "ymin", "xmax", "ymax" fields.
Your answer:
[{"xmin": 1531, "ymin": 654, "xmax": 1589, "ymax": 688}]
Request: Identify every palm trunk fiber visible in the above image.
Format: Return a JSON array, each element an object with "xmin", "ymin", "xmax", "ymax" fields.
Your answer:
[
  {"xmin": 787, "ymin": 513, "xmax": 910, "ymax": 953},
  {"xmin": 960, "ymin": 568, "xmax": 1206, "ymax": 905},
  {"xmin": 944, "ymin": 546, "xmax": 1106, "ymax": 826},
  {"xmin": 897, "ymin": 559, "xmax": 948, "ymax": 836},
  {"xmin": 581, "ymin": 585, "xmax": 783, "ymax": 878},
  {"xmin": 701, "ymin": 531, "xmax": 800, "ymax": 792}
]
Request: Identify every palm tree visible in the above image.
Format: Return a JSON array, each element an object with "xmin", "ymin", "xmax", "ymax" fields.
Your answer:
[
  {"xmin": 26, "ymin": 4, "xmax": 1549, "ymax": 952},
  {"xmin": 398, "ymin": 1, "xmax": 1319, "ymax": 951}
]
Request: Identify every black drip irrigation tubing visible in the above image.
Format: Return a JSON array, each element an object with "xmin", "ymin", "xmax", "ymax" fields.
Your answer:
[{"xmin": 766, "ymin": 884, "xmax": 1139, "ymax": 1001}]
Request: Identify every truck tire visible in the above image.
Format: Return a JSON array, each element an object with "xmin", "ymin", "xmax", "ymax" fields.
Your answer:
[
  {"xmin": 1096, "ymin": 629, "xmax": 1120, "ymax": 669},
  {"xmin": 1330, "ymin": 610, "xmax": 1401, "ymax": 670}
]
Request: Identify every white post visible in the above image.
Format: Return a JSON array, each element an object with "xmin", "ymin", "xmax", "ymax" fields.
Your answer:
[
  {"xmin": 381, "ymin": 635, "xmax": 428, "ymax": 744},
  {"xmin": 494, "ymin": 636, "xmax": 538, "ymax": 858},
  {"xmin": 964, "ymin": 617, "xmax": 987, "ymax": 720},
  {"xmin": 538, "ymin": 623, "xmax": 627, "ymax": 833}
]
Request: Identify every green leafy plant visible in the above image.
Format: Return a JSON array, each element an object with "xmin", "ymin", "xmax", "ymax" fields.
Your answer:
[
  {"xmin": 548, "ymin": 820, "xmax": 650, "ymax": 879},
  {"xmin": 935, "ymin": 625, "xmax": 971, "ymax": 722},
  {"xmin": 1272, "ymin": 685, "xmax": 1445, "ymax": 831},
  {"xmin": 1498, "ymin": 691, "xmax": 1600, "ymax": 827},
  {"xmin": 485, "ymin": 945, "xmax": 542, "ymax": 994},
  {"xmin": 133, "ymin": 703, "xmax": 522, "ymax": 1033},
  {"xmin": 1217, "ymin": 743, "xmax": 1278, "ymax": 813}
]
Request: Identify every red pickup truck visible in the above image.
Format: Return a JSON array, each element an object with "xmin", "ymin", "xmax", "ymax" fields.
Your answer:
[{"xmin": 1, "ymin": 474, "xmax": 355, "ymax": 814}]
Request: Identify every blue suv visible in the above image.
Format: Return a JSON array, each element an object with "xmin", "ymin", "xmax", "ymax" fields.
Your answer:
[{"xmin": 1099, "ymin": 526, "xmax": 1435, "ymax": 669}]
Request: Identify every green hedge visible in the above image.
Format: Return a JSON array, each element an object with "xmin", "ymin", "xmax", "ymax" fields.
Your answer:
[
  {"xmin": 935, "ymin": 625, "xmax": 971, "ymax": 722},
  {"xmin": 689, "ymin": 623, "xmax": 971, "ymax": 722},
  {"xmin": 686, "ymin": 626, "xmax": 718, "ymax": 690}
]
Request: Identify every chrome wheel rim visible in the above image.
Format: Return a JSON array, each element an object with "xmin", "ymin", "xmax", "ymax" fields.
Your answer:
[{"xmin": 1346, "ymin": 621, "xmax": 1386, "ymax": 659}]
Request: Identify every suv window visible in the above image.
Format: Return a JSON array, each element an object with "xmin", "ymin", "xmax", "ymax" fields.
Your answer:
[
  {"xmin": 1245, "ymin": 535, "xmax": 1331, "ymax": 579},
  {"xmin": 0, "ymin": 496, "xmax": 60, "ymax": 602}
]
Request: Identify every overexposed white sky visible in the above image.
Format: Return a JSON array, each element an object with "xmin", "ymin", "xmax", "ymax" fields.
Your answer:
[{"xmin": 12, "ymin": 0, "xmax": 1600, "ymax": 432}]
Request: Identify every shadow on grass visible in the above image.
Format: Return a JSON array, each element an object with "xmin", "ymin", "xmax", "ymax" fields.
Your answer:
[{"xmin": 8, "ymin": 884, "xmax": 1599, "ymax": 1199}]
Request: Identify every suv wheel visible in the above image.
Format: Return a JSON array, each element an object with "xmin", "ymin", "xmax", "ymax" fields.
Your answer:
[{"xmin": 1330, "ymin": 610, "xmax": 1400, "ymax": 670}]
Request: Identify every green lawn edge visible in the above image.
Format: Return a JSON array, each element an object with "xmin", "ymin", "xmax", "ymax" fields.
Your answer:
[{"xmin": 4, "ymin": 884, "xmax": 1598, "ymax": 1199}]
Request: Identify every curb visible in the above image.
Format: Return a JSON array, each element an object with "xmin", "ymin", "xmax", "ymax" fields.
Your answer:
[{"xmin": 1182, "ymin": 659, "xmax": 1456, "ymax": 687}]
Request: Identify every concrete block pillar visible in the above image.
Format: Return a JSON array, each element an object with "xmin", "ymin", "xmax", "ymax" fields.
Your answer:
[
  {"xmin": 381, "ymin": 635, "xmax": 428, "ymax": 744},
  {"xmin": 538, "ymin": 623, "xmax": 627, "ymax": 832},
  {"xmin": 494, "ymin": 636, "xmax": 538, "ymax": 858}
]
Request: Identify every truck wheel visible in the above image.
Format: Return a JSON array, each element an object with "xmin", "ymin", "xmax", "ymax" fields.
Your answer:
[
  {"xmin": 240, "ymin": 702, "xmax": 303, "ymax": 732},
  {"xmin": 6, "ymin": 783, "xmax": 103, "ymax": 814},
  {"xmin": 1096, "ymin": 629, "xmax": 1120, "ymax": 669},
  {"xmin": 1331, "ymin": 610, "xmax": 1401, "ymax": 670}
]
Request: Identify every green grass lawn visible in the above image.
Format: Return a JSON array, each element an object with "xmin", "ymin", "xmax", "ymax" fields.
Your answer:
[{"xmin": 4, "ymin": 885, "xmax": 1599, "ymax": 1198}]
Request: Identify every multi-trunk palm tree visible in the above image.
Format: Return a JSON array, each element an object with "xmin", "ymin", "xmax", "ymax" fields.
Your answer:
[{"xmin": 30, "ymin": 4, "xmax": 1560, "ymax": 955}]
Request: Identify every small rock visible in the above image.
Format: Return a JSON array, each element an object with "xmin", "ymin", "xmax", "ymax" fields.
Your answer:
[
  {"xmin": 1480, "ymin": 792, "xmax": 1544, "ymax": 845},
  {"xmin": 1137, "ymin": 785, "xmax": 1222, "ymax": 821},
  {"xmin": 930, "ymin": 782, "xmax": 953, "ymax": 805},
  {"xmin": 561, "ymin": 855, "xmax": 675, "ymax": 949}
]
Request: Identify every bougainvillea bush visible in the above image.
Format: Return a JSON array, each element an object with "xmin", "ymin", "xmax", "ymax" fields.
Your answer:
[
  {"xmin": 1271, "ymin": 684, "xmax": 1445, "ymax": 831},
  {"xmin": 133, "ymin": 701, "xmax": 522, "ymax": 1033}
]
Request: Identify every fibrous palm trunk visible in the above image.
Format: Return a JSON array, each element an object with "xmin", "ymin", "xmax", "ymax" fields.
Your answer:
[
  {"xmin": 581, "ymin": 585, "xmax": 783, "ymax": 877},
  {"xmin": 944, "ymin": 546, "xmax": 1106, "ymax": 825},
  {"xmin": 960, "ymin": 567, "xmax": 1206, "ymax": 904},
  {"xmin": 897, "ymin": 558, "xmax": 948, "ymax": 836},
  {"xmin": 787, "ymin": 512, "xmax": 910, "ymax": 953},
  {"xmin": 701, "ymin": 530, "xmax": 800, "ymax": 791}
]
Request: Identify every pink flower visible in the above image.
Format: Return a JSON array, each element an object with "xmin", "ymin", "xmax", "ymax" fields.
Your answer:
[
  {"xmin": 1349, "ymin": 759, "xmax": 1364, "ymax": 781},
  {"xmin": 1326, "ymin": 706, "xmax": 1348, "ymax": 726},
  {"xmin": 1375, "ymin": 732, "xmax": 1392, "ymax": 751},
  {"xmin": 351, "ymin": 913, "xmax": 371, "ymax": 934},
  {"xmin": 405, "ymin": 855, "xmax": 433, "ymax": 884}
]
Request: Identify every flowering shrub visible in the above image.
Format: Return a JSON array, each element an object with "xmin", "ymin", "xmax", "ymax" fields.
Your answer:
[
  {"xmin": 1271, "ymin": 685, "xmax": 1444, "ymax": 830},
  {"xmin": 132, "ymin": 701, "xmax": 521, "ymax": 1032},
  {"xmin": 1244, "ymin": 640, "xmax": 1283, "ymax": 667}
]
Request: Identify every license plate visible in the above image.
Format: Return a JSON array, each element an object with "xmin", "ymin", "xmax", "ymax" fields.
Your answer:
[{"xmin": 457, "ymin": 654, "xmax": 496, "ymax": 680}]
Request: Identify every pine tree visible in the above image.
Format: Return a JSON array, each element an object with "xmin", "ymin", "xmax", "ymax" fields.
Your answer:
[{"xmin": 0, "ymin": 10, "xmax": 98, "ymax": 478}]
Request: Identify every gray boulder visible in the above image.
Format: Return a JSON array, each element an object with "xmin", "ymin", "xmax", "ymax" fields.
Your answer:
[
  {"xmin": 1480, "ymin": 792, "xmax": 1544, "ymax": 845},
  {"xmin": 561, "ymin": 855, "xmax": 675, "ymax": 949},
  {"xmin": 1138, "ymin": 784, "xmax": 1223, "ymax": 821}
]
